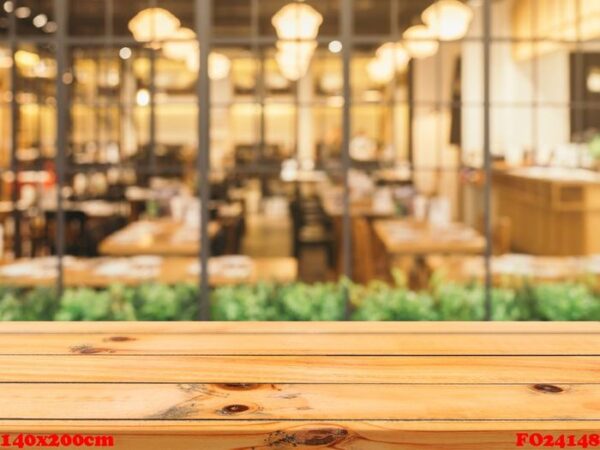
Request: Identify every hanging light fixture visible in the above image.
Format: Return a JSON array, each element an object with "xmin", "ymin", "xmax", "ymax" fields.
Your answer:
[
  {"xmin": 275, "ymin": 40, "xmax": 317, "ymax": 81},
  {"xmin": 402, "ymin": 24, "xmax": 439, "ymax": 59},
  {"xmin": 162, "ymin": 27, "xmax": 196, "ymax": 61},
  {"xmin": 366, "ymin": 57, "xmax": 395, "ymax": 84},
  {"xmin": 272, "ymin": 2, "xmax": 323, "ymax": 41},
  {"xmin": 421, "ymin": 0, "xmax": 473, "ymax": 41},
  {"xmin": 376, "ymin": 42, "xmax": 410, "ymax": 72},
  {"xmin": 128, "ymin": 7, "xmax": 180, "ymax": 43}
]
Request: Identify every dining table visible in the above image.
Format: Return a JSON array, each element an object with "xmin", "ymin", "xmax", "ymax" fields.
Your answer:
[
  {"xmin": 433, "ymin": 253, "xmax": 600, "ymax": 285},
  {"xmin": 0, "ymin": 256, "xmax": 298, "ymax": 287},
  {"xmin": 373, "ymin": 219, "xmax": 486, "ymax": 256},
  {"xmin": 98, "ymin": 219, "xmax": 221, "ymax": 257}
]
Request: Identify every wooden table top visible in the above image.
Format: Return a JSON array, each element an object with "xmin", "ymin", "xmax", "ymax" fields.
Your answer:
[
  {"xmin": 0, "ymin": 256, "xmax": 297, "ymax": 287},
  {"xmin": 374, "ymin": 219, "xmax": 486, "ymax": 255},
  {"xmin": 99, "ymin": 219, "xmax": 221, "ymax": 256},
  {"xmin": 436, "ymin": 254, "xmax": 600, "ymax": 284},
  {"xmin": 0, "ymin": 322, "xmax": 598, "ymax": 449},
  {"xmin": 320, "ymin": 193, "xmax": 398, "ymax": 218}
]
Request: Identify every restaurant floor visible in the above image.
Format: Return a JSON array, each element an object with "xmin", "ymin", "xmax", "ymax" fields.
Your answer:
[{"xmin": 241, "ymin": 214, "xmax": 329, "ymax": 283}]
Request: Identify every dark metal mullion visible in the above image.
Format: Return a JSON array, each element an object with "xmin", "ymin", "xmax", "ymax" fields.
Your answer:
[
  {"xmin": 8, "ymin": 2, "xmax": 21, "ymax": 258},
  {"xmin": 574, "ymin": 0, "xmax": 584, "ymax": 164},
  {"xmin": 390, "ymin": 0, "xmax": 399, "ymax": 165},
  {"xmin": 196, "ymin": 0, "xmax": 211, "ymax": 321},
  {"xmin": 341, "ymin": 0, "xmax": 352, "ymax": 320},
  {"xmin": 54, "ymin": 0, "xmax": 68, "ymax": 296},
  {"xmin": 483, "ymin": 0, "xmax": 493, "ymax": 321},
  {"xmin": 149, "ymin": 48, "xmax": 157, "ymax": 175},
  {"xmin": 530, "ymin": 0, "xmax": 539, "ymax": 165}
]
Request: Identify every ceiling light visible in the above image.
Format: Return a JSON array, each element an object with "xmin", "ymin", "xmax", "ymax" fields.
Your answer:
[
  {"xmin": 275, "ymin": 40, "xmax": 317, "ymax": 81},
  {"xmin": 3, "ymin": 1, "xmax": 13, "ymax": 13},
  {"xmin": 162, "ymin": 27, "xmax": 196, "ymax": 61},
  {"xmin": 15, "ymin": 6, "xmax": 31, "ymax": 19},
  {"xmin": 128, "ymin": 8, "xmax": 180, "ymax": 43},
  {"xmin": 43, "ymin": 21, "xmax": 57, "ymax": 33},
  {"xmin": 376, "ymin": 42, "xmax": 410, "ymax": 71},
  {"xmin": 207, "ymin": 52, "xmax": 231, "ymax": 80},
  {"xmin": 119, "ymin": 47, "xmax": 132, "ymax": 60},
  {"xmin": 136, "ymin": 89, "xmax": 150, "ymax": 107},
  {"xmin": 588, "ymin": 68, "xmax": 600, "ymax": 94},
  {"xmin": 272, "ymin": 3, "xmax": 323, "ymax": 40},
  {"xmin": 422, "ymin": 0, "xmax": 474, "ymax": 41},
  {"xmin": 366, "ymin": 57, "xmax": 395, "ymax": 84},
  {"xmin": 402, "ymin": 24, "xmax": 439, "ymax": 58},
  {"xmin": 328, "ymin": 40, "xmax": 342, "ymax": 54},
  {"xmin": 32, "ymin": 14, "xmax": 48, "ymax": 28}
]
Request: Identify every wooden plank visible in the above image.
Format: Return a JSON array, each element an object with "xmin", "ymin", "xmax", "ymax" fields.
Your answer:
[
  {"xmin": 1, "ymin": 333, "xmax": 600, "ymax": 355},
  {"xmin": 1, "ymin": 355, "xmax": 598, "ymax": 383},
  {"xmin": 0, "ymin": 422, "xmax": 599, "ymax": 450},
  {"xmin": 0, "ymin": 382, "xmax": 598, "ymax": 421},
  {"xmin": 0, "ymin": 323, "xmax": 597, "ymax": 449},
  {"xmin": 2, "ymin": 322, "xmax": 600, "ymax": 334}
]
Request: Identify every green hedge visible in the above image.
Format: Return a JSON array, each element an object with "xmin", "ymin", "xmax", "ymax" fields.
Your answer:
[{"xmin": 0, "ymin": 279, "xmax": 599, "ymax": 321}]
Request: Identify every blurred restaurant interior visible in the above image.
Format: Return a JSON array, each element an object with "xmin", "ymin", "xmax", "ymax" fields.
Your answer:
[{"xmin": 0, "ymin": 0, "xmax": 600, "ymax": 320}]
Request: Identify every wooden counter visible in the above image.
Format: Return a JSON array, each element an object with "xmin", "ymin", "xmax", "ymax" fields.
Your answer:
[
  {"xmin": 0, "ymin": 322, "xmax": 598, "ymax": 449},
  {"xmin": 494, "ymin": 168, "xmax": 600, "ymax": 255}
]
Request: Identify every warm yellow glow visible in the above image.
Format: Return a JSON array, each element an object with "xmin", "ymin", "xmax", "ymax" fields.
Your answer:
[
  {"xmin": 328, "ymin": 40, "xmax": 342, "ymax": 54},
  {"xmin": 162, "ymin": 27, "xmax": 197, "ymax": 61},
  {"xmin": 0, "ymin": 48, "xmax": 12, "ymax": 69},
  {"xmin": 376, "ymin": 42, "xmax": 410, "ymax": 71},
  {"xmin": 15, "ymin": 50, "xmax": 40, "ymax": 68},
  {"xmin": 33, "ymin": 59, "xmax": 57, "ymax": 79},
  {"xmin": 275, "ymin": 40, "xmax": 317, "ymax": 81},
  {"xmin": 403, "ymin": 25, "xmax": 439, "ymax": 58},
  {"xmin": 186, "ymin": 52, "xmax": 232, "ymax": 81},
  {"xmin": 272, "ymin": 3, "xmax": 323, "ymax": 40},
  {"xmin": 366, "ymin": 57, "xmax": 395, "ymax": 84},
  {"xmin": 422, "ymin": 0, "xmax": 473, "ymax": 41},
  {"xmin": 588, "ymin": 69, "xmax": 600, "ymax": 94},
  {"xmin": 128, "ymin": 8, "xmax": 180, "ymax": 43},
  {"xmin": 136, "ymin": 89, "xmax": 150, "ymax": 107},
  {"xmin": 208, "ymin": 53, "xmax": 232, "ymax": 80},
  {"xmin": 512, "ymin": 0, "xmax": 600, "ymax": 61}
]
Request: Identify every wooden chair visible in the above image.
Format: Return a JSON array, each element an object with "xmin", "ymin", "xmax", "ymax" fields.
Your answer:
[{"xmin": 351, "ymin": 217, "xmax": 393, "ymax": 284}]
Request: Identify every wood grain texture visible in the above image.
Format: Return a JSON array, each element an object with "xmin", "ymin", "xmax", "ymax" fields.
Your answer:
[
  {"xmin": 1, "ymin": 322, "xmax": 598, "ymax": 333},
  {"xmin": 0, "ymin": 332, "xmax": 599, "ymax": 355},
  {"xmin": 1, "ymin": 355, "xmax": 599, "ymax": 383},
  {"xmin": 0, "ymin": 383, "xmax": 598, "ymax": 420},
  {"xmin": 0, "ymin": 323, "xmax": 597, "ymax": 448}
]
